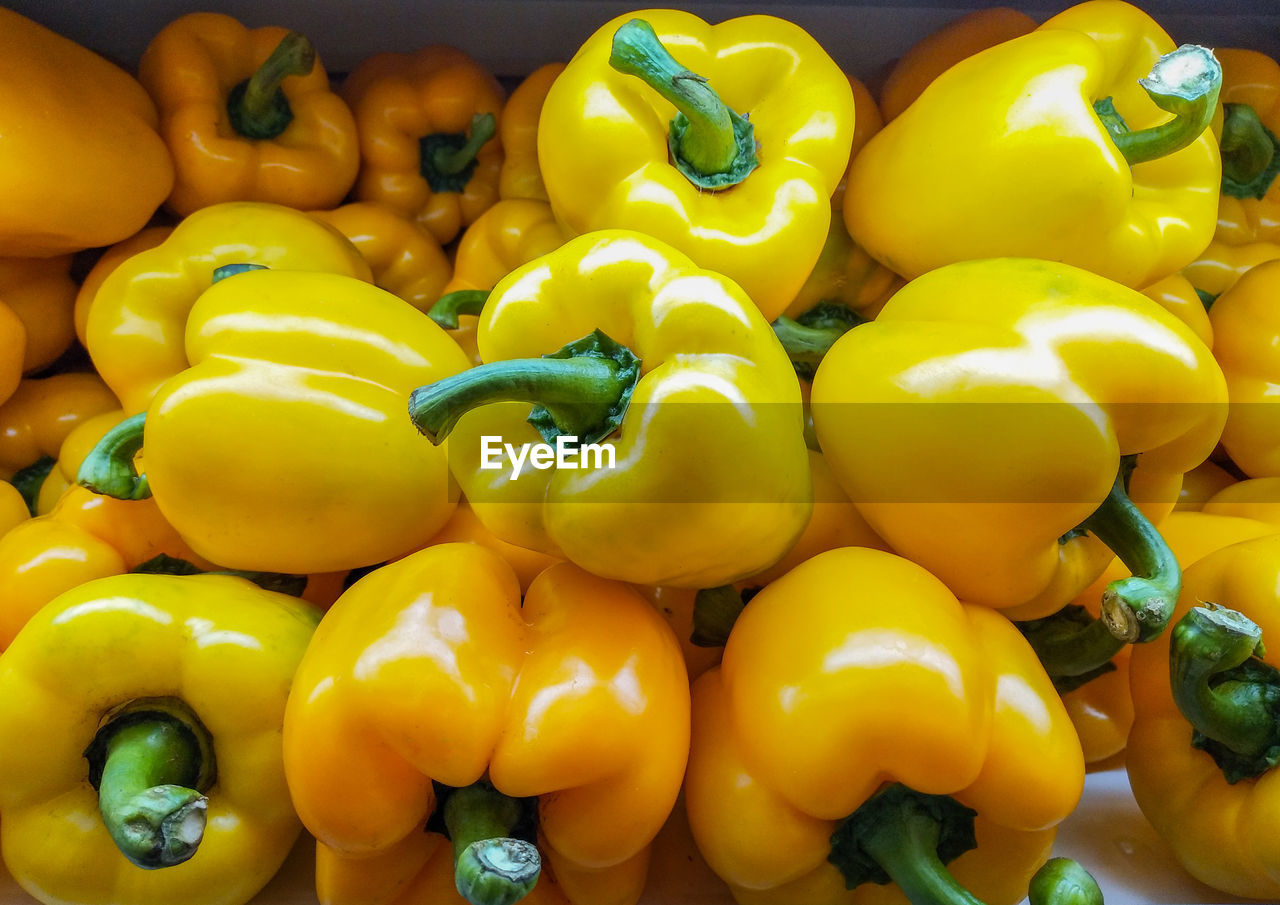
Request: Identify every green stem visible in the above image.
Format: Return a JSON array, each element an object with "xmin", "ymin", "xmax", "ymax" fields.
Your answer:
[
  {"xmin": 1097, "ymin": 44, "xmax": 1221, "ymax": 167},
  {"xmin": 430, "ymin": 289, "xmax": 490, "ymax": 329},
  {"xmin": 772, "ymin": 303, "xmax": 865, "ymax": 382},
  {"xmin": 1171, "ymin": 604, "xmax": 1280, "ymax": 782},
  {"xmin": 130, "ymin": 552, "xmax": 307, "ymax": 597},
  {"xmin": 76, "ymin": 412, "xmax": 150, "ymax": 501},
  {"xmin": 212, "ymin": 262, "xmax": 269, "ymax": 283},
  {"xmin": 691, "ymin": 585, "xmax": 754, "ymax": 648},
  {"xmin": 226, "ymin": 32, "xmax": 315, "ymax": 140},
  {"xmin": 421, "ymin": 115, "xmax": 497, "ymax": 193},
  {"xmin": 84, "ymin": 699, "xmax": 216, "ymax": 869},
  {"xmin": 1220, "ymin": 102, "xmax": 1280, "ymax": 199},
  {"xmin": 443, "ymin": 782, "xmax": 541, "ymax": 905},
  {"xmin": 1028, "ymin": 858, "xmax": 1105, "ymax": 905},
  {"xmin": 9, "ymin": 454, "xmax": 55, "ymax": 516},
  {"xmin": 408, "ymin": 330, "xmax": 641, "ymax": 446},
  {"xmin": 435, "ymin": 113, "xmax": 497, "ymax": 177},
  {"xmin": 1016, "ymin": 605, "xmax": 1125, "ymax": 684},
  {"xmin": 1078, "ymin": 459, "xmax": 1181, "ymax": 644},
  {"xmin": 608, "ymin": 19, "xmax": 758, "ymax": 189}
]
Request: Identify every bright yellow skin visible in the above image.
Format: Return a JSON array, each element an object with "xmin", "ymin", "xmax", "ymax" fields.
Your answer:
[
  {"xmin": 35, "ymin": 409, "xmax": 128, "ymax": 516},
  {"xmin": 685, "ymin": 547, "xmax": 1084, "ymax": 905},
  {"xmin": 0, "ymin": 255, "xmax": 78, "ymax": 376},
  {"xmin": 1140, "ymin": 271, "xmax": 1214, "ymax": 349},
  {"xmin": 846, "ymin": 1, "xmax": 1221, "ymax": 288},
  {"xmin": 1128, "ymin": 533, "xmax": 1280, "ymax": 899},
  {"xmin": 812, "ymin": 258, "xmax": 1227, "ymax": 616},
  {"xmin": 447, "ymin": 230, "xmax": 812, "ymax": 588},
  {"xmin": 0, "ymin": 8, "xmax": 172, "ymax": 257},
  {"xmin": 1205, "ymin": 258, "xmax": 1280, "ymax": 476},
  {"xmin": 138, "ymin": 12, "xmax": 360, "ymax": 216},
  {"xmin": 499, "ymin": 63, "xmax": 565, "ymax": 203},
  {"xmin": 1175, "ymin": 459, "xmax": 1236, "ymax": 511},
  {"xmin": 142, "ymin": 269, "xmax": 469, "ymax": 574},
  {"xmin": 84, "ymin": 202, "xmax": 371, "ymax": 415},
  {"xmin": 73, "ymin": 226, "xmax": 173, "ymax": 348},
  {"xmin": 310, "ymin": 202, "xmax": 452, "ymax": 313},
  {"xmin": 1203, "ymin": 477, "xmax": 1280, "ymax": 524},
  {"xmin": 539, "ymin": 9, "xmax": 855, "ymax": 320},
  {"xmin": 0, "ymin": 481, "xmax": 26, "ymax": 537},
  {"xmin": 0, "ymin": 374, "xmax": 119, "ymax": 480},
  {"xmin": 0, "ymin": 572, "xmax": 319, "ymax": 905},
  {"xmin": 284, "ymin": 544, "xmax": 690, "ymax": 905}
]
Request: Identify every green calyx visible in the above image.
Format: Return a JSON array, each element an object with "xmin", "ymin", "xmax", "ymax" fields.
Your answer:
[
  {"xmin": 130, "ymin": 553, "xmax": 308, "ymax": 598},
  {"xmin": 409, "ymin": 329, "xmax": 642, "ymax": 447},
  {"xmin": 226, "ymin": 32, "xmax": 315, "ymax": 141},
  {"xmin": 1016, "ymin": 605, "xmax": 1123, "ymax": 691},
  {"xmin": 83, "ymin": 698, "xmax": 217, "ymax": 869},
  {"xmin": 1221, "ymin": 103, "xmax": 1280, "ymax": 199},
  {"xmin": 77, "ymin": 412, "xmax": 150, "ymax": 501},
  {"xmin": 1171, "ymin": 604, "xmax": 1280, "ymax": 783},
  {"xmin": 772, "ymin": 302, "xmax": 866, "ymax": 381},
  {"xmin": 429, "ymin": 289, "xmax": 490, "ymax": 329},
  {"xmin": 609, "ymin": 18, "xmax": 758, "ymax": 190},
  {"xmin": 434, "ymin": 780, "xmax": 541, "ymax": 905},
  {"xmin": 691, "ymin": 585, "xmax": 760, "ymax": 648},
  {"xmin": 9, "ymin": 454, "xmax": 56, "ymax": 516},
  {"xmin": 1093, "ymin": 43, "xmax": 1222, "ymax": 167},
  {"xmin": 212, "ymin": 262, "xmax": 269, "ymax": 283},
  {"xmin": 421, "ymin": 113, "xmax": 498, "ymax": 194}
]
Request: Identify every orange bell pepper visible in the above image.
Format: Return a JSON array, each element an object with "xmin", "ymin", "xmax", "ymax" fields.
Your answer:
[
  {"xmin": 137, "ymin": 12, "xmax": 359, "ymax": 216},
  {"xmin": 311, "ymin": 202, "xmax": 453, "ymax": 313},
  {"xmin": 284, "ymin": 544, "xmax": 690, "ymax": 905},
  {"xmin": 879, "ymin": 7, "xmax": 1038, "ymax": 122},
  {"xmin": 343, "ymin": 45, "xmax": 506, "ymax": 245},
  {"xmin": 499, "ymin": 63, "xmax": 566, "ymax": 203},
  {"xmin": 0, "ymin": 7, "xmax": 172, "ymax": 257}
]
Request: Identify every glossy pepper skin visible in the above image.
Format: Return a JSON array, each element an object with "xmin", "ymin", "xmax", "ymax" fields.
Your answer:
[
  {"xmin": 137, "ymin": 12, "xmax": 359, "ymax": 216},
  {"xmin": 878, "ymin": 7, "xmax": 1037, "ymax": 122},
  {"xmin": 0, "ymin": 484, "xmax": 205, "ymax": 650},
  {"xmin": 846, "ymin": 0, "xmax": 1222, "ymax": 289},
  {"xmin": 1140, "ymin": 271, "xmax": 1214, "ymax": 349},
  {"xmin": 284, "ymin": 544, "xmax": 690, "ymax": 905},
  {"xmin": 685, "ymin": 547, "xmax": 1085, "ymax": 905},
  {"xmin": 31, "ymin": 409, "xmax": 129, "ymax": 518},
  {"xmin": 413, "ymin": 230, "xmax": 811, "ymax": 589},
  {"xmin": 1203, "ymin": 258, "xmax": 1280, "ymax": 476},
  {"xmin": 0, "ymin": 7, "xmax": 172, "ymax": 257},
  {"xmin": 1127, "ymin": 532, "xmax": 1280, "ymax": 899},
  {"xmin": 812, "ymin": 258, "xmax": 1227, "ymax": 618},
  {"xmin": 539, "ymin": 9, "xmax": 854, "ymax": 320},
  {"xmin": 73, "ymin": 226, "xmax": 174, "ymax": 349},
  {"xmin": 499, "ymin": 63, "xmax": 566, "ymax": 203},
  {"xmin": 84, "ymin": 202, "xmax": 371, "ymax": 415},
  {"xmin": 1058, "ymin": 510, "xmax": 1276, "ymax": 764},
  {"xmin": 0, "ymin": 481, "xmax": 27, "ymax": 538},
  {"xmin": 343, "ymin": 45, "xmax": 506, "ymax": 245},
  {"xmin": 81, "ymin": 268, "xmax": 470, "ymax": 575},
  {"xmin": 0, "ymin": 572, "xmax": 318, "ymax": 905},
  {"xmin": 310, "ymin": 202, "xmax": 453, "ymax": 313},
  {"xmin": 0, "ymin": 255, "xmax": 79, "ymax": 377}
]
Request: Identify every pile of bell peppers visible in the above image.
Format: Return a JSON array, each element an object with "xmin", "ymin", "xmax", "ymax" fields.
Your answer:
[{"xmin": 5, "ymin": 1, "xmax": 1280, "ymax": 904}]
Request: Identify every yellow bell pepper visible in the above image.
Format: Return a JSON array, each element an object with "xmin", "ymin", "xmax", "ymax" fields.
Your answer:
[
  {"xmin": 424, "ymin": 497, "xmax": 561, "ymax": 593},
  {"xmin": 137, "ymin": 12, "xmax": 359, "ymax": 216},
  {"xmin": 32, "ymin": 409, "xmax": 129, "ymax": 517},
  {"xmin": 1203, "ymin": 258, "xmax": 1280, "ymax": 476},
  {"xmin": 1175, "ymin": 459, "xmax": 1237, "ymax": 510},
  {"xmin": 0, "ymin": 7, "xmax": 172, "ymax": 257},
  {"xmin": 1128, "ymin": 532, "xmax": 1280, "ymax": 899},
  {"xmin": 500, "ymin": 63, "xmax": 565, "ymax": 203},
  {"xmin": 78, "ymin": 267, "xmax": 469, "ymax": 575},
  {"xmin": 1202, "ymin": 476, "xmax": 1280, "ymax": 523},
  {"xmin": 846, "ymin": 0, "xmax": 1223, "ymax": 288},
  {"xmin": 0, "ymin": 481, "xmax": 27, "ymax": 539},
  {"xmin": 73, "ymin": 226, "xmax": 173, "ymax": 348},
  {"xmin": 0, "ymin": 374, "xmax": 120, "ymax": 514},
  {"xmin": 409, "ymin": 230, "xmax": 811, "ymax": 589},
  {"xmin": 1140, "ymin": 271, "xmax": 1214, "ymax": 349},
  {"xmin": 284, "ymin": 544, "xmax": 690, "ymax": 905},
  {"xmin": 1205, "ymin": 48, "xmax": 1280, "ymax": 247},
  {"xmin": 1183, "ymin": 236, "xmax": 1280, "ymax": 299},
  {"xmin": 685, "ymin": 547, "xmax": 1093, "ymax": 905},
  {"xmin": 310, "ymin": 202, "xmax": 453, "ymax": 313},
  {"xmin": 539, "ymin": 10, "xmax": 854, "ymax": 320},
  {"xmin": 343, "ymin": 45, "xmax": 506, "ymax": 245},
  {"xmin": 811, "ymin": 258, "xmax": 1226, "ymax": 666},
  {"xmin": 83, "ymin": 202, "xmax": 371, "ymax": 415},
  {"xmin": 429, "ymin": 199, "xmax": 570, "ymax": 365},
  {"xmin": 878, "ymin": 7, "xmax": 1038, "ymax": 122},
  {"xmin": 0, "ymin": 571, "xmax": 317, "ymax": 904},
  {"xmin": 1, "ymin": 255, "xmax": 78, "ymax": 376}
]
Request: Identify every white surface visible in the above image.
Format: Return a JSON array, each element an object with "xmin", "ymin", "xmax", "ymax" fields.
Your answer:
[{"xmin": 0, "ymin": 768, "xmax": 1262, "ymax": 905}]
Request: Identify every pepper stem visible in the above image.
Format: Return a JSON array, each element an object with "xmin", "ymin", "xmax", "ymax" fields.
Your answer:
[
  {"xmin": 227, "ymin": 32, "xmax": 315, "ymax": 141},
  {"xmin": 421, "ymin": 115, "xmax": 497, "ymax": 193},
  {"xmin": 772, "ymin": 303, "xmax": 866, "ymax": 381},
  {"xmin": 1220, "ymin": 102, "xmax": 1280, "ymax": 199},
  {"xmin": 84, "ymin": 700, "xmax": 216, "ymax": 870},
  {"xmin": 691, "ymin": 585, "xmax": 751, "ymax": 648},
  {"xmin": 436, "ymin": 114, "xmax": 497, "ymax": 176},
  {"xmin": 430, "ymin": 289, "xmax": 490, "ymax": 329},
  {"xmin": 408, "ymin": 330, "xmax": 641, "ymax": 446},
  {"xmin": 1170, "ymin": 604, "xmax": 1280, "ymax": 782},
  {"xmin": 76, "ymin": 412, "xmax": 150, "ymax": 501},
  {"xmin": 9, "ymin": 454, "xmax": 55, "ymax": 516},
  {"xmin": 1097, "ymin": 44, "xmax": 1221, "ymax": 167},
  {"xmin": 443, "ymin": 782, "xmax": 541, "ymax": 905},
  {"xmin": 608, "ymin": 19, "xmax": 758, "ymax": 189},
  {"xmin": 1016, "ymin": 605, "xmax": 1125, "ymax": 684},
  {"xmin": 1029, "ymin": 858, "xmax": 1106, "ymax": 905}
]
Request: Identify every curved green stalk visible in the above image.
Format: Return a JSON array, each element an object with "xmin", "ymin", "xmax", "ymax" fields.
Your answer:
[
  {"xmin": 227, "ymin": 32, "xmax": 315, "ymax": 140},
  {"xmin": 76, "ymin": 412, "xmax": 150, "ymax": 500}
]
